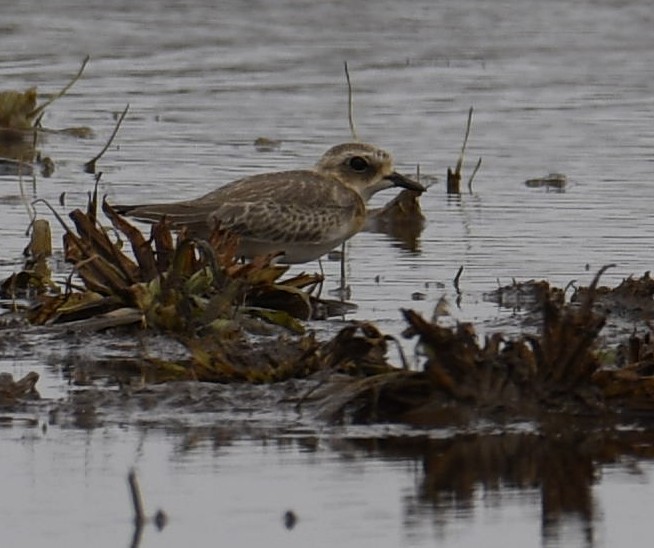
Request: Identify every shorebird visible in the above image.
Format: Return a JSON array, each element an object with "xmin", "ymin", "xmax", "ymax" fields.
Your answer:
[{"xmin": 114, "ymin": 142, "xmax": 425, "ymax": 264}]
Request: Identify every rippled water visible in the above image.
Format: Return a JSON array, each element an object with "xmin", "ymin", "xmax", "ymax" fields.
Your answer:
[{"xmin": 2, "ymin": 0, "xmax": 654, "ymax": 546}]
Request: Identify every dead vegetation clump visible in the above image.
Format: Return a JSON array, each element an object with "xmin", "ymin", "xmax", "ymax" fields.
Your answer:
[
  {"xmin": 485, "ymin": 279, "xmax": 566, "ymax": 312},
  {"xmin": 315, "ymin": 268, "xmax": 654, "ymax": 425},
  {"xmin": 2, "ymin": 196, "xmax": 396, "ymax": 384},
  {"xmin": 572, "ymin": 271, "xmax": 654, "ymax": 319},
  {"xmin": 17, "ymin": 197, "xmax": 353, "ymax": 333},
  {"xmin": 3, "ymin": 61, "xmax": 654, "ymax": 424},
  {"xmin": 398, "ymin": 285, "xmax": 606, "ymax": 422},
  {"xmin": 312, "ymin": 265, "xmax": 654, "ymax": 424},
  {"xmin": 312, "ymin": 276, "xmax": 606, "ymax": 424},
  {"xmin": 6, "ymin": 207, "xmax": 654, "ymax": 425},
  {"xmin": 0, "ymin": 371, "xmax": 40, "ymax": 407},
  {"xmin": 593, "ymin": 341, "xmax": 654, "ymax": 413}
]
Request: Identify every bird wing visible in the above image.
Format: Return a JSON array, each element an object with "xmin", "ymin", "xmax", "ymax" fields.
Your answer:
[
  {"xmin": 210, "ymin": 198, "xmax": 358, "ymax": 245},
  {"xmin": 210, "ymin": 171, "xmax": 365, "ymax": 244},
  {"xmin": 114, "ymin": 170, "xmax": 364, "ymax": 242}
]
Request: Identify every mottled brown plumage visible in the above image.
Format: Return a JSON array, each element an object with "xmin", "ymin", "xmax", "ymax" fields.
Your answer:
[{"xmin": 115, "ymin": 142, "xmax": 424, "ymax": 263}]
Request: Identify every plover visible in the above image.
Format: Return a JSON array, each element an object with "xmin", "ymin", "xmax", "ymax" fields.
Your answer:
[{"xmin": 114, "ymin": 142, "xmax": 425, "ymax": 263}]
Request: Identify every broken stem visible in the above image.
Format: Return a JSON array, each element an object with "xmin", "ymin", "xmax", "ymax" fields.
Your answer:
[
  {"xmin": 456, "ymin": 106, "xmax": 474, "ymax": 175},
  {"xmin": 127, "ymin": 469, "xmax": 146, "ymax": 527},
  {"xmin": 28, "ymin": 55, "xmax": 90, "ymax": 119},
  {"xmin": 385, "ymin": 334, "xmax": 410, "ymax": 370},
  {"xmin": 19, "ymin": 170, "xmax": 36, "ymax": 230},
  {"xmin": 453, "ymin": 265, "xmax": 464, "ymax": 294},
  {"xmin": 340, "ymin": 241, "xmax": 346, "ymax": 291},
  {"xmin": 467, "ymin": 157, "xmax": 482, "ymax": 193},
  {"xmin": 85, "ymin": 103, "xmax": 129, "ymax": 173},
  {"xmin": 31, "ymin": 198, "xmax": 75, "ymax": 235},
  {"xmin": 343, "ymin": 61, "xmax": 359, "ymax": 141},
  {"xmin": 88, "ymin": 172, "xmax": 103, "ymax": 221}
]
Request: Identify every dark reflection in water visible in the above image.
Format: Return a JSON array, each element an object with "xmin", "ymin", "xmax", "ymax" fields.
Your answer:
[
  {"xmin": 344, "ymin": 429, "xmax": 654, "ymax": 547},
  {"xmin": 119, "ymin": 418, "xmax": 654, "ymax": 546},
  {"xmin": 4, "ymin": 410, "xmax": 654, "ymax": 547}
]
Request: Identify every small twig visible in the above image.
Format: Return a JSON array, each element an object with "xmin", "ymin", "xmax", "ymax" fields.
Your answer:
[
  {"xmin": 28, "ymin": 55, "xmax": 90, "ymax": 119},
  {"xmin": 63, "ymin": 271, "xmax": 76, "ymax": 297},
  {"xmin": 87, "ymin": 172, "xmax": 103, "ymax": 221},
  {"xmin": 31, "ymin": 121, "xmax": 40, "ymax": 149},
  {"xmin": 31, "ymin": 198, "xmax": 74, "ymax": 234},
  {"xmin": 448, "ymin": 107, "xmax": 479, "ymax": 194},
  {"xmin": 454, "ymin": 265, "xmax": 464, "ymax": 309},
  {"xmin": 384, "ymin": 334, "xmax": 410, "ymax": 370},
  {"xmin": 316, "ymin": 258, "xmax": 325, "ymax": 299},
  {"xmin": 128, "ymin": 469, "xmax": 146, "ymax": 527},
  {"xmin": 343, "ymin": 61, "xmax": 359, "ymax": 141},
  {"xmin": 19, "ymin": 169, "xmax": 37, "ymax": 230},
  {"xmin": 32, "ymin": 113, "xmax": 45, "ymax": 143},
  {"xmin": 563, "ymin": 279, "xmax": 578, "ymax": 301},
  {"xmin": 340, "ymin": 241, "xmax": 346, "ymax": 293},
  {"xmin": 453, "ymin": 265, "xmax": 464, "ymax": 294},
  {"xmin": 127, "ymin": 467, "xmax": 168, "ymax": 540},
  {"xmin": 467, "ymin": 157, "xmax": 482, "ymax": 193},
  {"xmin": 582, "ymin": 263, "xmax": 615, "ymax": 317},
  {"xmin": 85, "ymin": 104, "xmax": 129, "ymax": 173},
  {"xmin": 456, "ymin": 107, "xmax": 474, "ymax": 175}
]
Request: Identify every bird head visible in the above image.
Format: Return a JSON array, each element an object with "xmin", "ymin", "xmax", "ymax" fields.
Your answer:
[{"xmin": 315, "ymin": 142, "xmax": 425, "ymax": 201}]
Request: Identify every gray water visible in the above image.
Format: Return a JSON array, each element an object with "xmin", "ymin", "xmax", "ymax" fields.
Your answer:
[
  {"xmin": 2, "ymin": 0, "xmax": 654, "ymax": 546},
  {"xmin": 4, "ymin": 421, "xmax": 654, "ymax": 548}
]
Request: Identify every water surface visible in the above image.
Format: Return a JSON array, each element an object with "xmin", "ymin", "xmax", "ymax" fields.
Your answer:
[{"xmin": 1, "ymin": 0, "xmax": 654, "ymax": 546}]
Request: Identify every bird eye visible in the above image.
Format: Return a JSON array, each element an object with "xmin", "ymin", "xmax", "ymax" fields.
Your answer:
[{"xmin": 348, "ymin": 156, "xmax": 369, "ymax": 172}]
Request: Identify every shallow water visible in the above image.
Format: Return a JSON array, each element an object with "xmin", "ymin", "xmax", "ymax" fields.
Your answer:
[
  {"xmin": 3, "ymin": 423, "xmax": 654, "ymax": 548},
  {"xmin": 2, "ymin": 0, "xmax": 654, "ymax": 546}
]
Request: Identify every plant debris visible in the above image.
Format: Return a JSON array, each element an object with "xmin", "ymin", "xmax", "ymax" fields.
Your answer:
[
  {"xmin": 0, "ymin": 57, "xmax": 92, "ymax": 173},
  {"xmin": 254, "ymin": 137, "xmax": 282, "ymax": 152},
  {"xmin": 2, "ymin": 196, "xmax": 367, "ymax": 379},
  {"xmin": 25, "ymin": 199, "xmax": 354, "ymax": 330},
  {"xmin": 3, "ymin": 62, "xmax": 654, "ymax": 430},
  {"xmin": 447, "ymin": 106, "xmax": 482, "ymax": 194},
  {"xmin": 84, "ymin": 104, "xmax": 129, "ymax": 173},
  {"xmin": 525, "ymin": 173, "xmax": 567, "ymax": 191},
  {"xmin": 0, "ymin": 372, "xmax": 40, "ymax": 406},
  {"xmin": 5, "ymin": 203, "xmax": 654, "ymax": 426},
  {"xmin": 365, "ymin": 188, "xmax": 426, "ymax": 252},
  {"xmin": 0, "ymin": 56, "xmax": 89, "ymax": 133},
  {"xmin": 304, "ymin": 266, "xmax": 654, "ymax": 425}
]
